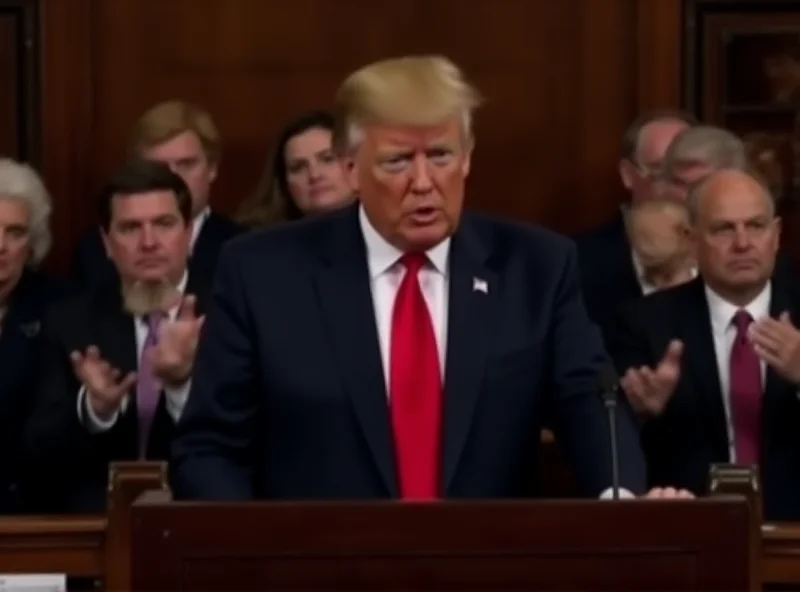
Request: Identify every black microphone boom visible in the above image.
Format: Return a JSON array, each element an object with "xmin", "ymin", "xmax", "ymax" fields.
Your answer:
[{"xmin": 598, "ymin": 364, "xmax": 621, "ymax": 500}]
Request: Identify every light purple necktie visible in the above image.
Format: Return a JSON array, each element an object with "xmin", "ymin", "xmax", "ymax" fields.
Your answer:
[{"xmin": 137, "ymin": 312, "xmax": 164, "ymax": 459}]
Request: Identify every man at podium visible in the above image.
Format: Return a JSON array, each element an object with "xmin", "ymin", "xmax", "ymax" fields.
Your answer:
[{"xmin": 171, "ymin": 56, "xmax": 680, "ymax": 501}]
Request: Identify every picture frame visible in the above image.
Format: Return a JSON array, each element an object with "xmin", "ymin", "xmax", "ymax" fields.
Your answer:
[{"xmin": 684, "ymin": 0, "xmax": 800, "ymax": 203}]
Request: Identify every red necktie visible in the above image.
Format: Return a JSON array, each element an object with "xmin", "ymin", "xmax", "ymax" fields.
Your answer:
[
  {"xmin": 729, "ymin": 309, "xmax": 763, "ymax": 464},
  {"xmin": 389, "ymin": 253, "xmax": 442, "ymax": 499}
]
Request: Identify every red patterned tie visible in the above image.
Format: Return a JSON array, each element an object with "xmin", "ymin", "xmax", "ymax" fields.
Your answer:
[
  {"xmin": 729, "ymin": 309, "xmax": 763, "ymax": 464},
  {"xmin": 389, "ymin": 253, "xmax": 442, "ymax": 499}
]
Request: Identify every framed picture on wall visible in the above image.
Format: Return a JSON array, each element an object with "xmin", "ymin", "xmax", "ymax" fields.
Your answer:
[{"xmin": 684, "ymin": 0, "xmax": 800, "ymax": 203}]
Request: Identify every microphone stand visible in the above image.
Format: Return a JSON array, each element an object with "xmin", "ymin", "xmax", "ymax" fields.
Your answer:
[{"xmin": 602, "ymin": 386, "xmax": 621, "ymax": 500}]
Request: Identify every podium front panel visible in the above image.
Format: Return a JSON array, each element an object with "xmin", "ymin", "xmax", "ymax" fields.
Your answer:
[{"xmin": 131, "ymin": 494, "xmax": 751, "ymax": 591}]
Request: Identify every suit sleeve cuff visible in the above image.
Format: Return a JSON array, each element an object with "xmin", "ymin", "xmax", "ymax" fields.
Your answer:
[
  {"xmin": 599, "ymin": 487, "xmax": 636, "ymax": 500},
  {"xmin": 77, "ymin": 385, "xmax": 119, "ymax": 433},
  {"xmin": 164, "ymin": 379, "xmax": 191, "ymax": 423}
]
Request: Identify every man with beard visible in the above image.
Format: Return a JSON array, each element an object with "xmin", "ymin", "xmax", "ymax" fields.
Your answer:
[{"xmin": 22, "ymin": 159, "xmax": 205, "ymax": 513}]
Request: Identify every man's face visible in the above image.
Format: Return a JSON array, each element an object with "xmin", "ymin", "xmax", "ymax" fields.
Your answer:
[
  {"xmin": 0, "ymin": 198, "xmax": 31, "ymax": 296},
  {"xmin": 692, "ymin": 173, "xmax": 780, "ymax": 298},
  {"xmin": 657, "ymin": 161, "xmax": 716, "ymax": 201},
  {"xmin": 140, "ymin": 131, "xmax": 217, "ymax": 216},
  {"xmin": 102, "ymin": 190, "xmax": 191, "ymax": 286},
  {"xmin": 620, "ymin": 119, "xmax": 690, "ymax": 202},
  {"xmin": 349, "ymin": 116, "xmax": 472, "ymax": 252}
]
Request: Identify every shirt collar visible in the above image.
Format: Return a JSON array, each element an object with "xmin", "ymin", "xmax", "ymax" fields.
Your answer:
[
  {"xmin": 190, "ymin": 206, "xmax": 211, "ymax": 253},
  {"xmin": 358, "ymin": 205, "xmax": 450, "ymax": 278},
  {"xmin": 705, "ymin": 280, "xmax": 771, "ymax": 333}
]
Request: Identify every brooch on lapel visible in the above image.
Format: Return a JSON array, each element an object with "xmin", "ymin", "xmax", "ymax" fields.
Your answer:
[{"xmin": 19, "ymin": 321, "xmax": 40, "ymax": 338}]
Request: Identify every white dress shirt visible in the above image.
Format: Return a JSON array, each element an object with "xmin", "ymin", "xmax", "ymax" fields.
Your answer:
[
  {"xmin": 704, "ymin": 282, "xmax": 771, "ymax": 462},
  {"xmin": 359, "ymin": 206, "xmax": 450, "ymax": 391},
  {"xmin": 77, "ymin": 271, "xmax": 193, "ymax": 433},
  {"xmin": 190, "ymin": 206, "xmax": 210, "ymax": 254},
  {"xmin": 630, "ymin": 250, "xmax": 698, "ymax": 295},
  {"xmin": 359, "ymin": 207, "xmax": 629, "ymax": 498}
]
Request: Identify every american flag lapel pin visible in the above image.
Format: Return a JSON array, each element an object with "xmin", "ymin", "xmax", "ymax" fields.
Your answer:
[{"xmin": 473, "ymin": 277, "xmax": 488, "ymax": 294}]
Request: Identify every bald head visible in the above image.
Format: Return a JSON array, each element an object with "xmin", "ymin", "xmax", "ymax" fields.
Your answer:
[
  {"xmin": 687, "ymin": 168, "xmax": 774, "ymax": 226},
  {"xmin": 689, "ymin": 168, "xmax": 780, "ymax": 305}
]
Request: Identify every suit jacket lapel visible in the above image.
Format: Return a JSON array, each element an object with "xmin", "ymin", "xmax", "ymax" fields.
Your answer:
[
  {"xmin": 611, "ymin": 213, "xmax": 643, "ymax": 298},
  {"xmin": 763, "ymin": 278, "xmax": 797, "ymax": 452},
  {"xmin": 0, "ymin": 272, "xmax": 42, "ymax": 398},
  {"xmin": 93, "ymin": 285, "xmax": 138, "ymax": 376},
  {"xmin": 442, "ymin": 217, "xmax": 496, "ymax": 490},
  {"xmin": 680, "ymin": 279, "xmax": 730, "ymax": 458},
  {"xmin": 313, "ymin": 206, "xmax": 397, "ymax": 495}
]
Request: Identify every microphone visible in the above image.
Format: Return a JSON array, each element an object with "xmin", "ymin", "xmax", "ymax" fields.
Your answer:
[{"xmin": 598, "ymin": 364, "xmax": 621, "ymax": 500}]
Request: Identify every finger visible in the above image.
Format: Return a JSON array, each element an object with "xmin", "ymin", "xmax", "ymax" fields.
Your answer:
[
  {"xmin": 677, "ymin": 489, "xmax": 695, "ymax": 499},
  {"xmin": 177, "ymin": 294, "xmax": 197, "ymax": 321},
  {"xmin": 749, "ymin": 325, "xmax": 783, "ymax": 354},
  {"xmin": 639, "ymin": 366, "xmax": 668, "ymax": 393},
  {"xmin": 662, "ymin": 340, "xmax": 684, "ymax": 364},
  {"xmin": 69, "ymin": 350, "xmax": 84, "ymax": 366},
  {"xmin": 109, "ymin": 367, "xmax": 121, "ymax": 381},
  {"xmin": 115, "ymin": 371, "xmax": 138, "ymax": 395},
  {"xmin": 753, "ymin": 317, "xmax": 791, "ymax": 342},
  {"xmin": 646, "ymin": 487, "xmax": 664, "ymax": 498},
  {"xmin": 779, "ymin": 310, "xmax": 793, "ymax": 326},
  {"xmin": 753, "ymin": 343, "xmax": 783, "ymax": 368},
  {"xmin": 85, "ymin": 345, "xmax": 102, "ymax": 360},
  {"xmin": 661, "ymin": 486, "xmax": 678, "ymax": 498},
  {"xmin": 621, "ymin": 370, "xmax": 646, "ymax": 398}
]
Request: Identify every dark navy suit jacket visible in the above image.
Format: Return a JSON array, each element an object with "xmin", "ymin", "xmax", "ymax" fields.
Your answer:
[
  {"xmin": 607, "ymin": 276, "xmax": 800, "ymax": 520},
  {"xmin": 575, "ymin": 213, "xmax": 642, "ymax": 342},
  {"xmin": 0, "ymin": 269, "xmax": 72, "ymax": 513},
  {"xmin": 21, "ymin": 273, "xmax": 210, "ymax": 513},
  {"xmin": 171, "ymin": 204, "xmax": 647, "ymax": 500}
]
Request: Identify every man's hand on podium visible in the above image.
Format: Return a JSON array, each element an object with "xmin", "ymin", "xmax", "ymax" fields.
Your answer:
[{"xmin": 644, "ymin": 486, "xmax": 695, "ymax": 499}]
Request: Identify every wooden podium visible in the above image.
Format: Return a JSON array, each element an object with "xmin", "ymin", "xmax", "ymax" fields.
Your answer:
[{"xmin": 130, "ymin": 491, "xmax": 755, "ymax": 591}]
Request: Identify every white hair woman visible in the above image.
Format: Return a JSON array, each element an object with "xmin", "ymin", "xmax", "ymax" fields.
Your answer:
[{"xmin": 0, "ymin": 157, "xmax": 70, "ymax": 514}]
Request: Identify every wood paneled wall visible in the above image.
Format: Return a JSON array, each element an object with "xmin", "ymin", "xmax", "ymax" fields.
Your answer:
[{"xmin": 38, "ymin": 0, "xmax": 683, "ymax": 274}]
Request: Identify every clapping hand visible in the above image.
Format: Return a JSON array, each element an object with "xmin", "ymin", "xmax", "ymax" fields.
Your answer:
[
  {"xmin": 70, "ymin": 345, "xmax": 136, "ymax": 420},
  {"xmin": 619, "ymin": 340, "xmax": 683, "ymax": 416}
]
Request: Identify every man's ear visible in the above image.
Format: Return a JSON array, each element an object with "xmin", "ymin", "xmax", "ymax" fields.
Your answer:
[{"xmin": 619, "ymin": 158, "xmax": 636, "ymax": 190}]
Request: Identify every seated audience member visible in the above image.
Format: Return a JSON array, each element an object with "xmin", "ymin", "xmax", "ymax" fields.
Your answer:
[
  {"xmin": 72, "ymin": 100, "xmax": 240, "ymax": 291},
  {"xmin": 609, "ymin": 167, "xmax": 800, "ymax": 520},
  {"xmin": 0, "ymin": 159, "xmax": 69, "ymax": 513},
  {"xmin": 626, "ymin": 198, "xmax": 695, "ymax": 293},
  {"xmin": 23, "ymin": 160, "xmax": 205, "ymax": 513},
  {"xmin": 577, "ymin": 110, "xmax": 696, "ymax": 336},
  {"xmin": 235, "ymin": 110, "xmax": 355, "ymax": 229},
  {"xmin": 171, "ymin": 56, "xmax": 692, "ymax": 503},
  {"xmin": 656, "ymin": 125, "xmax": 748, "ymax": 201}
]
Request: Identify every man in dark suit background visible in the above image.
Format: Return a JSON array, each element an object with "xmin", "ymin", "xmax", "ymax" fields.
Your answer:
[
  {"xmin": 609, "ymin": 167, "xmax": 800, "ymax": 520},
  {"xmin": 24, "ymin": 160, "xmax": 206, "ymax": 513},
  {"xmin": 171, "ymin": 56, "xmax": 691, "ymax": 502},
  {"xmin": 576, "ymin": 110, "xmax": 696, "ymax": 337},
  {"xmin": 72, "ymin": 100, "xmax": 240, "ymax": 292},
  {"xmin": 0, "ymin": 159, "xmax": 72, "ymax": 513}
]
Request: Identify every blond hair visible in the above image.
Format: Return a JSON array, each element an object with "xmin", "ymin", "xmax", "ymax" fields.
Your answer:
[
  {"xmin": 129, "ymin": 100, "xmax": 222, "ymax": 164},
  {"xmin": 0, "ymin": 159, "xmax": 52, "ymax": 266},
  {"xmin": 333, "ymin": 55, "xmax": 482, "ymax": 153}
]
